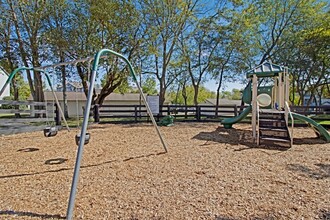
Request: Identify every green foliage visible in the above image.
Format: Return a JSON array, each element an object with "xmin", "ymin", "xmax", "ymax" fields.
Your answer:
[
  {"xmin": 219, "ymin": 89, "xmax": 242, "ymax": 100},
  {"xmin": 15, "ymin": 77, "xmax": 31, "ymax": 100},
  {"xmin": 141, "ymin": 77, "xmax": 158, "ymax": 95},
  {"xmin": 113, "ymin": 79, "xmax": 131, "ymax": 94},
  {"xmin": 0, "ymin": 64, "xmax": 30, "ymax": 101},
  {"xmin": 231, "ymin": 89, "xmax": 242, "ymax": 100},
  {"xmin": 0, "ymin": 96, "xmax": 15, "ymax": 109},
  {"xmin": 1, "ymin": 0, "xmax": 329, "ymax": 107},
  {"xmin": 167, "ymin": 85, "xmax": 216, "ymax": 105}
]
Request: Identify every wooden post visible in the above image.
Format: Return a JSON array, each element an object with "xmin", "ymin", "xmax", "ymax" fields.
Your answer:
[
  {"xmin": 55, "ymin": 103, "xmax": 61, "ymax": 126},
  {"xmin": 93, "ymin": 104, "xmax": 100, "ymax": 123},
  {"xmin": 234, "ymin": 105, "xmax": 238, "ymax": 117},
  {"xmin": 252, "ymin": 74, "xmax": 258, "ymax": 140},
  {"xmin": 196, "ymin": 106, "xmax": 201, "ymax": 121},
  {"xmin": 134, "ymin": 105, "xmax": 138, "ymax": 122},
  {"xmin": 285, "ymin": 67, "xmax": 290, "ymax": 104},
  {"xmin": 278, "ymin": 72, "xmax": 283, "ymax": 109}
]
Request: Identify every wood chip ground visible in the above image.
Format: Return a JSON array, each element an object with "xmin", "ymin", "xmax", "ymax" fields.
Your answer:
[{"xmin": 0, "ymin": 122, "xmax": 329, "ymax": 219}]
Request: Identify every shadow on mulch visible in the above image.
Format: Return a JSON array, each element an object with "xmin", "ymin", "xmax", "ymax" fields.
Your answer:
[
  {"xmin": 215, "ymin": 214, "xmax": 278, "ymax": 220},
  {"xmin": 45, "ymin": 158, "xmax": 68, "ymax": 165},
  {"xmin": 0, "ymin": 158, "xmax": 116, "ymax": 179},
  {"xmin": 293, "ymin": 137, "xmax": 327, "ymax": 145},
  {"xmin": 0, "ymin": 151, "xmax": 167, "ymax": 179},
  {"xmin": 17, "ymin": 147, "xmax": 39, "ymax": 152},
  {"xmin": 193, "ymin": 125, "xmax": 328, "ymax": 151},
  {"xmin": 287, "ymin": 163, "xmax": 330, "ymax": 180},
  {"xmin": 193, "ymin": 126, "xmax": 290, "ymax": 151},
  {"xmin": 0, "ymin": 210, "xmax": 65, "ymax": 219},
  {"xmin": 319, "ymin": 209, "xmax": 330, "ymax": 220},
  {"xmin": 123, "ymin": 151, "xmax": 167, "ymax": 162},
  {"xmin": 193, "ymin": 126, "xmax": 252, "ymax": 145}
]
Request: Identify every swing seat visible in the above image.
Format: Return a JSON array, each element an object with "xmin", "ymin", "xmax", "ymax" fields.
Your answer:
[
  {"xmin": 44, "ymin": 126, "xmax": 58, "ymax": 137},
  {"xmin": 75, "ymin": 133, "xmax": 90, "ymax": 145}
]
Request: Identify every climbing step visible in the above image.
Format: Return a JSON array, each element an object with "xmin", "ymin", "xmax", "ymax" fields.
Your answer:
[
  {"xmin": 259, "ymin": 127, "xmax": 288, "ymax": 132},
  {"xmin": 258, "ymin": 110, "xmax": 291, "ymax": 147},
  {"xmin": 259, "ymin": 136, "xmax": 291, "ymax": 143}
]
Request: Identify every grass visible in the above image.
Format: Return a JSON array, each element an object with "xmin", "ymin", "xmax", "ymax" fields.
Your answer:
[
  {"xmin": 0, "ymin": 113, "xmax": 30, "ymax": 118},
  {"xmin": 62, "ymin": 117, "xmax": 94, "ymax": 127}
]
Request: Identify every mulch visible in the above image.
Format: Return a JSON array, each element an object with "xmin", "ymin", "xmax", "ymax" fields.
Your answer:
[{"xmin": 0, "ymin": 122, "xmax": 329, "ymax": 219}]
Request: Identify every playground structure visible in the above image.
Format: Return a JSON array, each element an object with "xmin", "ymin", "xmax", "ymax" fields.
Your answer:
[
  {"xmin": 0, "ymin": 54, "xmax": 328, "ymax": 219},
  {"xmin": 0, "ymin": 49, "xmax": 168, "ymax": 220},
  {"xmin": 221, "ymin": 62, "xmax": 330, "ymax": 146}
]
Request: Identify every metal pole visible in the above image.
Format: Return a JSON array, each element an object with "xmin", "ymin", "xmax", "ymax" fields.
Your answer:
[
  {"xmin": 66, "ymin": 69, "xmax": 97, "ymax": 220},
  {"xmin": 38, "ymin": 55, "xmax": 109, "ymax": 71},
  {"xmin": 44, "ymin": 73, "xmax": 70, "ymax": 131}
]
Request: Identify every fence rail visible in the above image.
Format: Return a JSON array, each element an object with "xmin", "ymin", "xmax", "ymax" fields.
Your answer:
[
  {"xmin": 0, "ymin": 100, "xmax": 61, "ymax": 135},
  {"xmin": 291, "ymin": 105, "xmax": 330, "ymax": 115},
  {"xmin": 92, "ymin": 104, "xmax": 329, "ymax": 124},
  {"xmin": 1, "ymin": 100, "xmax": 328, "ymax": 135},
  {"xmin": 93, "ymin": 104, "xmax": 248, "ymax": 123}
]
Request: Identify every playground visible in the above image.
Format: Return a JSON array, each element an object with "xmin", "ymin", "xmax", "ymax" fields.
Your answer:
[{"xmin": 0, "ymin": 122, "xmax": 329, "ymax": 219}]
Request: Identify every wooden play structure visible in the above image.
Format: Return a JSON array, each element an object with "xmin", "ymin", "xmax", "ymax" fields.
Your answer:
[{"xmin": 222, "ymin": 62, "xmax": 330, "ymax": 147}]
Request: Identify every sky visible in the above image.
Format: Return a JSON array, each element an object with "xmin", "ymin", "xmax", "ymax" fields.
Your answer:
[{"xmin": 203, "ymin": 80, "xmax": 246, "ymax": 93}]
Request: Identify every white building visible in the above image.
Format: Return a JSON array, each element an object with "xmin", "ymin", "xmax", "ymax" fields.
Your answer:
[
  {"xmin": 28, "ymin": 91, "xmax": 169, "ymax": 117},
  {"xmin": 303, "ymin": 95, "xmax": 330, "ymax": 106},
  {"xmin": 0, "ymin": 66, "xmax": 10, "ymax": 100}
]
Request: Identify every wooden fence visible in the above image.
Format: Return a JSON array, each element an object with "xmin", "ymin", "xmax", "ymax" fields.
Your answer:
[
  {"xmin": 1, "ymin": 101, "xmax": 328, "ymax": 135},
  {"xmin": 92, "ymin": 104, "xmax": 329, "ymax": 124},
  {"xmin": 0, "ymin": 100, "xmax": 61, "ymax": 135},
  {"xmin": 291, "ymin": 105, "xmax": 330, "ymax": 115},
  {"xmin": 93, "ymin": 104, "xmax": 248, "ymax": 123}
]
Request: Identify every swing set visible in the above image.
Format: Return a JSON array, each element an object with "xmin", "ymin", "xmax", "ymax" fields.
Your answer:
[{"xmin": 0, "ymin": 49, "xmax": 168, "ymax": 220}]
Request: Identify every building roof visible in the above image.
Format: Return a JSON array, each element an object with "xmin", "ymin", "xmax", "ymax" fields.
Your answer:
[
  {"xmin": 40, "ymin": 91, "xmax": 146, "ymax": 101},
  {"xmin": 0, "ymin": 66, "xmax": 9, "ymax": 76},
  {"xmin": 57, "ymin": 81, "xmax": 83, "ymax": 89},
  {"xmin": 29, "ymin": 91, "xmax": 171, "ymax": 104},
  {"xmin": 204, "ymin": 98, "xmax": 242, "ymax": 106}
]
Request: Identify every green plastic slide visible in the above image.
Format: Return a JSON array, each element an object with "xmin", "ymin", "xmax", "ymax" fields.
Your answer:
[
  {"xmin": 221, "ymin": 105, "xmax": 252, "ymax": 129},
  {"xmin": 291, "ymin": 112, "xmax": 330, "ymax": 142}
]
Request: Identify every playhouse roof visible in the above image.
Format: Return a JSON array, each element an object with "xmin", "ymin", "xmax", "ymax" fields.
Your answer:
[{"xmin": 246, "ymin": 62, "xmax": 284, "ymax": 78}]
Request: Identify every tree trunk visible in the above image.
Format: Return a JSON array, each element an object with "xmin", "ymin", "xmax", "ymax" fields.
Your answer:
[
  {"xmin": 8, "ymin": 0, "xmax": 36, "ymax": 100},
  {"xmin": 182, "ymin": 81, "xmax": 188, "ymax": 118},
  {"xmin": 159, "ymin": 76, "xmax": 166, "ymax": 108},
  {"xmin": 215, "ymin": 68, "xmax": 224, "ymax": 117},
  {"xmin": 3, "ymin": 23, "xmax": 21, "ymax": 118},
  {"xmin": 193, "ymin": 84, "xmax": 199, "ymax": 106},
  {"xmin": 60, "ymin": 53, "xmax": 69, "ymax": 118}
]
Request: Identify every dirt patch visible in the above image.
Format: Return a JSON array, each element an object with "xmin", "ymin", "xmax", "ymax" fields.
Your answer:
[{"xmin": 0, "ymin": 122, "xmax": 329, "ymax": 219}]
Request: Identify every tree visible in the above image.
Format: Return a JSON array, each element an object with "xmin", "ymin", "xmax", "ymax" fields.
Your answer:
[
  {"xmin": 138, "ymin": 0, "xmax": 198, "ymax": 106},
  {"xmin": 141, "ymin": 76, "xmax": 158, "ymax": 95},
  {"xmin": 209, "ymin": 1, "xmax": 256, "ymax": 114},
  {"xmin": 245, "ymin": 0, "xmax": 309, "ymax": 64},
  {"xmin": 0, "ymin": 13, "xmax": 21, "ymax": 106},
  {"xmin": 2, "ymin": 0, "xmax": 51, "ymax": 103},
  {"xmin": 167, "ymin": 85, "xmax": 215, "ymax": 105},
  {"xmin": 273, "ymin": 0, "xmax": 330, "ymax": 105},
  {"xmin": 66, "ymin": 0, "xmax": 142, "ymax": 105},
  {"xmin": 231, "ymin": 88, "xmax": 242, "ymax": 100},
  {"xmin": 44, "ymin": 0, "xmax": 72, "ymax": 118},
  {"xmin": 180, "ymin": 16, "xmax": 219, "ymax": 106}
]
